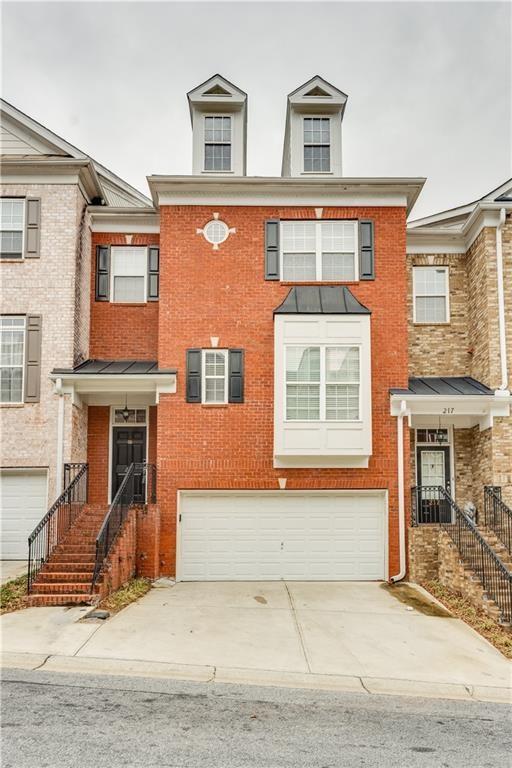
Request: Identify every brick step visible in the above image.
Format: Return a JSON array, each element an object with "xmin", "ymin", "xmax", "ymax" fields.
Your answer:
[
  {"xmin": 43, "ymin": 561, "xmax": 94, "ymax": 573},
  {"xmin": 31, "ymin": 582, "xmax": 92, "ymax": 595},
  {"xmin": 27, "ymin": 594, "xmax": 95, "ymax": 607},
  {"xmin": 36, "ymin": 572, "xmax": 93, "ymax": 583},
  {"xmin": 48, "ymin": 553, "xmax": 96, "ymax": 563},
  {"xmin": 52, "ymin": 544, "xmax": 96, "ymax": 554}
]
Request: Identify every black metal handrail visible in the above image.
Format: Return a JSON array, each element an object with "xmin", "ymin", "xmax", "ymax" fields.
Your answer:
[
  {"xmin": 63, "ymin": 462, "xmax": 88, "ymax": 491},
  {"xmin": 27, "ymin": 464, "xmax": 88, "ymax": 593},
  {"xmin": 484, "ymin": 486, "xmax": 512, "ymax": 555},
  {"xmin": 411, "ymin": 485, "xmax": 453, "ymax": 525},
  {"xmin": 412, "ymin": 485, "xmax": 512, "ymax": 624},
  {"xmin": 91, "ymin": 462, "xmax": 156, "ymax": 590}
]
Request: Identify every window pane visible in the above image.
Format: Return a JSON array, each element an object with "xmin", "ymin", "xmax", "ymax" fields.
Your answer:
[
  {"xmin": 1, "ymin": 328, "xmax": 24, "ymax": 366},
  {"xmin": 303, "ymin": 118, "xmax": 330, "ymax": 144},
  {"xmin": 205, "ymin": 377, "xmax": 225, "ymax": 403},
  {"xmin": 286, "ymin": 384, "xmax": 320, "ymax": 420},
  {"xmin": 113, "ymin": 276, "xmax": 145, "ymax": 303},
  {"xmin": 204, "ymin": 351, "xmax": 225, "ymax": 376},
  {"xmin": 282, "ymin": 221, "xmax": 316, "ymax": 252},
  {"xmin": 111, "ymin": 247, "xmax": 146, "ymax": 277},
  {"xmin": 414, "ymin": 268, "xmax": 447, "ymax": 296},
  {"xmin": 0, "ymin": 199, "xmax": 24, "ymax": 229},
  {"xmin": 304, "ymin": 145, "xmax": 330, "ymax": 172},
  {"xmin": 326, "ymin": 347, "xmax": 359, "ymax": 382},
  {"xmin": 282, "ymin": 253, "xmax": 316, "ymax": 281},
  {"xmin": 326, "ymin": 383, "xmax": 359, "ymax": 420},
  {"xmin": 321, "ymin": 253, "xmax": 355, "ymax": 281},
  {"xmin": 321, "ymin": 221, "xmax": 355, "ymax": 252},
  {"xmin": 0, "ymin": 367, "xmax": 22, "ymax": 403},
  {"xmin": 204, "ymin": 143, "xmax": 231, "ymax": 171},
  {"xmin": 286, "ymin": 347, "xmax": 320, "ymax": 383},
  {"xmin": 0, "ymin": 231, "xmax": 23, "ymax": 257},
  {"xmin": 415, "ymin": 296, "xmax": 446, "ymax": 323}
]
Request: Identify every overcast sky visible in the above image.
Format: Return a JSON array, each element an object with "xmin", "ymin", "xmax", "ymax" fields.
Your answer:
[{"xmin": 2, "ymin": 1, "xmax": 511, "ymax": 218}]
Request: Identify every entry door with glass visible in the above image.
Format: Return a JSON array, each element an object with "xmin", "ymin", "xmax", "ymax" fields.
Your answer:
[
  {"xmin": 111, "ymin": 409, "xmax": 147, "ymax": 502},
  {"xmin": 416, "ymin": 445, "xmax": 451, "ymax": 523}
]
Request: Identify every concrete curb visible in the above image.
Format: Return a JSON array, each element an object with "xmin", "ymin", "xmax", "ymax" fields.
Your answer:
[{"xmin": 1, "ymin": 652, "xmax": 510, "ymax": 703}]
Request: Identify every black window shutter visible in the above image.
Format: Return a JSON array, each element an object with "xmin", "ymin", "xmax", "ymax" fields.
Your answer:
[
  {"xmin": 359, "ymin": 221, "xmax": 375, "ymax": 280},
  {"xmin": 24, "ymin": 315, "xmax": 42, "ymax": 403},
  {"xmin": 228, "ymin": 349, "xmax": 244, "ymax": 403},
  {"xmin": 265, "ymin": 220, "xmax": 280, "ymax": 280},
  {"xmin": 148, "ymin": 246, "xmax": 159, "ymax": 301},
  {"xmin": 95, "ymin": 245, "xmax": 110, "ymax": 300},
  {"xmin": 186, "ymin": 349, "xmax": 202, "ymax": 403},
  {"xmin": 25, "ymin": 198, "xmax": 41, "ymax": 258}
]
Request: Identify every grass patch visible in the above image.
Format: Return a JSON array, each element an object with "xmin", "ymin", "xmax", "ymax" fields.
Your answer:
[
  {"xmin": 99, "ymin": 577, "xmax": 152, "ymax": 614},
  {"xmin": 0, "ymin": 575, "xmax": 28, "ymax": 615},
  {"xmin": 422, "ymin": 580, "xmax": 512, "ymax": 659}
]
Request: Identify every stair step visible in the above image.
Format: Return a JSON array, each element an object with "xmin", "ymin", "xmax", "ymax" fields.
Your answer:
[
  {"xmin": 37, "ymin": 572, "xmax": 93, "ymax": 583},
  {"xmin": 49, "ymin": 553, "xmax": 96, "ymax": 563},
  {"xmin": 44, "ymin": 562, "xmax": 94, "ymax": 573},
  {"xmin": 27, "ymin": 594, "xmax": 95, "ymax": 607},
  {"xmin": 31, "ymin": 582, "xmax": 92, "ymax": 595}
]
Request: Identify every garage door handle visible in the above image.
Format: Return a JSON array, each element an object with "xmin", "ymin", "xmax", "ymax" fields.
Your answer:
[{"xmin": 280, "ymin": 542, "xmax": 284, "ymax": 550}]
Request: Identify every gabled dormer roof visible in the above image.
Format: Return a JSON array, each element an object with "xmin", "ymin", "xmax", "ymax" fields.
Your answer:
[
  {"xmin": 287, "ymin": 75, "xmax": 348, "ymax": 114},
  {"xmin": 0, "ymin": 98, "xmax": 152, "ymax": 208},
  {"xmin": 187, "ymin": 74, "xmax": 247, "ymax": 119}
]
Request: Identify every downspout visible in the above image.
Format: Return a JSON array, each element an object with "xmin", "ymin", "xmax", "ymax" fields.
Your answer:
[
  {"xmin": 495, "ymin": 207, "xmax": 509, "ymax": 395},
  {"xmin": 55, "ymin": 378, "xmax": 65, "ymax": 492},
  {"xmin": 390, "ymin": 399, "xmax": 407, "ymax": 583}
]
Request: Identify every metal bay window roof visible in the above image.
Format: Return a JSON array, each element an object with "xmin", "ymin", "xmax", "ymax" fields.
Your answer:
[
  {"xmin": 390, "ymin": 377, "xmax": 494, "ymax": 397},
  {"xmin": 52, "ymin": 359, "xmax": 176, "ymax": 376},
  {"xmin": 274, "ymin": 285, "xmax": 371, "ymax": 315}
]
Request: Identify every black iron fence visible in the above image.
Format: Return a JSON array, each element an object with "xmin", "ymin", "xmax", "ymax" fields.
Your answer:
[
  {"xmin": 411, "ymin": 485, "xmax": 453, "ymax": 525},
  {"xmin": 91, "ymin": 462, "xmax": 156, "ymax": 590},
  {"xmin": 63, "ymin": 462, "xmax": 88, "ymax": 491},
  {"xmin": 484, "ymin": 486, "xmax": 512, "ymax": 555},
  {"xmin": 27, "ymin": 464, "xmax": 88, "ymax": 593},
  {"xmin": 412, "ymin": 485, "xmax": 512, "ymax": 624}
]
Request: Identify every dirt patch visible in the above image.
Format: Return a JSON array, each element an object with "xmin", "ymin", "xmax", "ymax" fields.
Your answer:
[
  {"xmin": 0, "ymin": 575, "xmax": 28, "ymax": 615},
  {"xmin": 253, "ymin": 595, "xmax": 267, "ymax": 605},
  {"xmin": 381, "ymin": 582, "xmax": 453, "ymax": 617},
  {"xmin": 97, "ymin": 577, "xmax": 152, "ymax": 615}
]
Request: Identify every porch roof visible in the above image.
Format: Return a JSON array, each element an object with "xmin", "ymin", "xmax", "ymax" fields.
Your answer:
[
  {"xmin": 390, "ymin": 377, "xmax": 510, "ymax": 431},
  {"xmin": 50, "ymin": 359, "xmax": 177, "ymax": 406}
]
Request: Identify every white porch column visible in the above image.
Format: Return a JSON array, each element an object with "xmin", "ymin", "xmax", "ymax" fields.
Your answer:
[{"xmin": 55, "ymin": 378, "xmax": 65, "ymax": 493}]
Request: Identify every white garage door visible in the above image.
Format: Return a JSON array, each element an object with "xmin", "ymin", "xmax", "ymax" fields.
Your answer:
[
  {"xmin": 178, "ymin": 492, "xmax": 386, "ymax": 581},
  {"xmin": 0, "ymin": 471, "xmax": 48, "ymax": 559}
]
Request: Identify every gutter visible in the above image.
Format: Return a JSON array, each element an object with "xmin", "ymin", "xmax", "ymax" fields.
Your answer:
[
  {"xmin": 495, "ymin": 207, "xmax": 509, "ymax": 395},
  {"xmin": 390, "ymin": 399, "xmax": 407, "ymax": 583}
]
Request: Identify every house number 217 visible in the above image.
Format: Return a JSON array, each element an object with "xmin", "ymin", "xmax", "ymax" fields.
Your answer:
[{"xmin": 442, "ymin": 407, "xmax": 455, "ymax": 414}]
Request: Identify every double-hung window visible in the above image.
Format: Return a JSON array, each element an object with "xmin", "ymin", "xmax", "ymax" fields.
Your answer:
[
  {"xmin": 413, "ymin": 266, "xmax": 449, "ymax": 323},
  {"xmin": 204, "ymin": 116, "xmax": 232, "ymax": 171},
  {"xmin": 0, "ymin": 316, "xmax": 25, "ymax": 403},
  {"xmin": 0, "ymin": 199, "xmax": 24, "ymax": 259},
  {"xmin": 202, "ymin": 349, "xmax": 228, "ymax": 404},
  {"xmin": 303, "ymin": 117, "xmax": 330, "ymax": 172},
  {"xmin": 281, "ymin": 220, "xmax": 357, "ymax": 282},
  {"xmin": 110, "ymin": 247, "xmax": 147, "ymax": 303},
  {"xmin": 285, "ymin": 345, "xmax": 360, "ymax": 421}
]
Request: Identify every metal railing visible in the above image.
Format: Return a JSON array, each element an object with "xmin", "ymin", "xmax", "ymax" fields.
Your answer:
[
  {"xmin": 412, "ymin": 485, "xmax": 512, "ymax": 624},
  {"xmin": 63, "ymin": 462, "xmax": 88, "ymax": 491},
  {"xmin": 484, "ymin": 486, "xmax": 512, "ymax": 555},
  {"xmin": 411, "ymin": 485, "xmax": 453, "ymax": 525},
  {"xmin": 91, "ymin": 462, "xmax": 156, "ymax": 590},
  {"xmin": 27, "ymin": 464, "xmax": 88, "ymax": 593}
]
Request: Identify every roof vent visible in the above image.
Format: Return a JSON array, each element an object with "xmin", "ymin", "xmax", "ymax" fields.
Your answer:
[
  {"xmin": 203, "ymin": 84, "xmax": 231, "ymax": 96},
  {"xmin": 304, "ymin": 85, "xmax": 331, "ymax": 97}
]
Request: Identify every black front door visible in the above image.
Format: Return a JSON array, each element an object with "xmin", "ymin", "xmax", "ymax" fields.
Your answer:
[
  {"xmin": 112, "ymin": 427, "xmax": 146, "ymax": 502},
  {"xmin": 416, "ymin": 445, "xmax": 451, "ymax": 523}
]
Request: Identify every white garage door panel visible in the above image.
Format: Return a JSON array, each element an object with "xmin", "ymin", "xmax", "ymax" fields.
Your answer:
[
  {"xmin": 0, "ymin": 471, "xmax": 47, "ymax": 559},
  {"xmin": 179, "ymin": 493, "xmax": 386, "ymax": 581}
]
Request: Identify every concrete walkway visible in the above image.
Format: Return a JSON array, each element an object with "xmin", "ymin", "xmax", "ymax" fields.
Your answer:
[{"xmin": 1, "ymin": 581, "xmax": 510, "ymax": 702}]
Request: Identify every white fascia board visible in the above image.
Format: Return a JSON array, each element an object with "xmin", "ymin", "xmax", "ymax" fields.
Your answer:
[
  {"xmin": 390, "ymin": 393, "xmax": 510, "ymax": 416},
  {"xmin": 51, "ymin": 373, "xmax": 176, "ymax": 394},
  {"xmin": 1, "ymin": 157, "xmax": 103, "ymax": 199},
  {"xmin": 89, "ymin": 208, "xmax": 160, "ymax": 233},
  {"xmin": 148, "ymin": 175, "xmax": 426, "ymax": 213}
]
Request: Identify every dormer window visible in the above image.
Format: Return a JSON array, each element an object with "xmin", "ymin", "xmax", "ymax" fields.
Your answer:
[
  {"xmin": 303, "ymin": 118, "xmax": 330, "ymax": 172},
  {"xmin": 204, "ymin": 116, "xmax": 232, "ymax": 172}
]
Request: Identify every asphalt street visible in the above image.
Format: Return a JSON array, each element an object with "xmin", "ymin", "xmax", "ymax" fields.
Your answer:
[{"xmin": 1, "ymin": 668, "xmax": 510, "ymax": 768}]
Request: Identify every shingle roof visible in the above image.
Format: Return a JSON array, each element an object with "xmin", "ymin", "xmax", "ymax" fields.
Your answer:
[
  {"xmin": 52, "ymin": 360, "xmax": 176, "ymax": 375},
  {"xmin": 274, "ymin": 286, "xmax": 371, "ymax": 315},
  {"xmin": 390, "ymin": 377, "xmax": 493, "ymax": 396}
]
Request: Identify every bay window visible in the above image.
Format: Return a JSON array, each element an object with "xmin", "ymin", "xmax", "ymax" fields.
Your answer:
[
  {"xmin": 286, "ymin": 345, "xmax": 360, "ymax": 421},
  {"xmin": 281, "ymin": 220, "xmax": 357, "ymax": 282}
]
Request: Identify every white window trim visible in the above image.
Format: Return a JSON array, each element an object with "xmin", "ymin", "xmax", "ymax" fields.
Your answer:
[
  {"xmin": 0, "ymin": 198, "xmax": 25, "ymax": 260},
  {"xmin": 203, "ymin": 115, "xmax": 232, "ymax": 173},
  {"xmin": 201, "ymin": 349, "xmax": 228, "ymax": 405},
  {"xmin": 0, "ymin": 315, "xmax": 26, "ymax": 404},
  {"xmin": 280, "ymin": 220, "xmax": 358, "ymax": 282},
  {"xmin": 284, "ymin": 344, "xmax": 361, "ymax": 423},
  {"xmin": 110, "ymin": 246, "xmax": 148, "ymax": 304},
  {"xmin": 412, "ymin": 266, "xmax": 450, "ymax": 324},
  {"xmin": 302, "ymin": 115, "xmax": 332, "ymax": 175}
]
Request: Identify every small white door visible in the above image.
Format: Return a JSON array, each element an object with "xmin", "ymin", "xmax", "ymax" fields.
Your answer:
[
  {"xmin": 178, "ymin": 492, "xmax": 386, "ymax": 581},
  {"xmin": 0, "ymin": 471, "xmax": 48, "ymax": 559}
]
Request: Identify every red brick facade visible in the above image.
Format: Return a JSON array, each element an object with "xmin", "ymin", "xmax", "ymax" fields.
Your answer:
[{"xmin": 87, "ymin": 205, "xmax": 410, "ymax": 579}]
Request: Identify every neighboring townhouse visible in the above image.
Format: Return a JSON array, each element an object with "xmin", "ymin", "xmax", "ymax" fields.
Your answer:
[
  {"xmin": 1, "ymin": 76, "xmax": 510, "ymax": 615},
  {"xmin": 0, "ymin": 99, "xmax": 153, "ymax": 560}
]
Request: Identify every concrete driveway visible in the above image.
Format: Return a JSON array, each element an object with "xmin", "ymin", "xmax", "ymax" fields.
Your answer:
[{"xmin": 2, "ymin": 581, "xmax": 510, "ymax": 701}]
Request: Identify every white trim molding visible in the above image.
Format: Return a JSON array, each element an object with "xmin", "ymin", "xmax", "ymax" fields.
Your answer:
[{"xmin": 390, "ymin": 393, "xmax": 511, "ymax": 432}]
